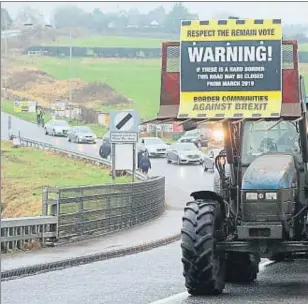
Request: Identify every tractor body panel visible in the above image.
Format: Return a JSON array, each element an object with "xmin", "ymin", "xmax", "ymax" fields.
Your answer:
[{"xmin": 242, "ymin": 154, "xmax": 297, "ymax": 190}]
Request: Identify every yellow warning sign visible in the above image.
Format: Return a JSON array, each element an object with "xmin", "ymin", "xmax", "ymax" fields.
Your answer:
[{"xmin": 178, "ymin": 19, "xmax": 283, "ymax": 119}]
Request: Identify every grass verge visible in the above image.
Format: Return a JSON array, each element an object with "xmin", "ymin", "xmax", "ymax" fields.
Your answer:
[{"xmin": 1, "ymin": 140, "xmax": 130, "ymax": 218}]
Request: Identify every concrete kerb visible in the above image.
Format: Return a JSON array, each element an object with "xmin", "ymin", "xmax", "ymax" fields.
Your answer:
[{"xmin": 1, "ymin": 233, "xmax": 181, "ymax": 281}]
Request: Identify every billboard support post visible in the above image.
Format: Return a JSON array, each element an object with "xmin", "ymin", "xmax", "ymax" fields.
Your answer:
[{"xmin": 111, "ymin": 143, "xmax": 116, "ymax": 181}]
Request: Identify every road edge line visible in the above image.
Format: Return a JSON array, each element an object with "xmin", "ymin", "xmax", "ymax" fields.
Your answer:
[
  {"xmin": 1, "ymin": 234, "xmax": 181, "ymax": 281},
  {"xmin": 147, "ymin": 259, "xmax": 277, "ymax": 304}
]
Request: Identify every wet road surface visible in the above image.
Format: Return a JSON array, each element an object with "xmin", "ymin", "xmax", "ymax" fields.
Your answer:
[{"xmin": 3, "ymin": 241, "xmax": 308, "ymax": 304}]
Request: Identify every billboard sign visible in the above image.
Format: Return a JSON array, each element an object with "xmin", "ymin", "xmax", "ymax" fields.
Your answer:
[
  {"xmin": 178, "ymin": 19, "xmax": 282, "ymax": 119},
  {"xmin": 14, "ymin": 101, "xmax": 36, "ymax": 113}
]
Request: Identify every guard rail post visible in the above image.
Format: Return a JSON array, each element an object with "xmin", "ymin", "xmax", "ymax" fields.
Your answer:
[
  {"xmin": 78, "ymin": 188, "xmax": 85, "ymax": 237},
  {"xmin": 42, "ymin": 187, "xmax": 48, "ymax": 216},
  {"xmin": 47, "ymin": 189, "xmax": 60, "ymax": 245}
]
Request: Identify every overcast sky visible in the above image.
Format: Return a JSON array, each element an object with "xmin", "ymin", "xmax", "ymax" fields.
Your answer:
[{"xmin": 2, "ymin": 1, "xmax": 308, "ymax": 25}]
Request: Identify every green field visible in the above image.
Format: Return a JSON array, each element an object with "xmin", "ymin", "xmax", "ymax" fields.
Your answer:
[
  {"xmin": 32, "ymin": 56, "xmax": 161, "ymax": 119},
  {"xmin": 300, "ymin": 43, "xmax": 308, "ymax": 51},
  {"xmin": 1, "ymin": 140, "xmax": 130, "ymax": 218},
  {"xmin": 47, "ymin": 35, "xmax": 169, "ymax": 48}
]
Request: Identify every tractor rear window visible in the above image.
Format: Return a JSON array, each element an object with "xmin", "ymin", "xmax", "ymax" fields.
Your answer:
[{"xmin": 241, "ymin": 120, "xmax": 301, "ymax": 164}]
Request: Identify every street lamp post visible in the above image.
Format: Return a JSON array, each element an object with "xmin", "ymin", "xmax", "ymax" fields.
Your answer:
[
  {"xmin": 69, "ymin": 28, "xmax": 72, "ymax": 121},
  {"xmin": 3, "ymin": 18, "xmax": 9, "ymax": 100}
]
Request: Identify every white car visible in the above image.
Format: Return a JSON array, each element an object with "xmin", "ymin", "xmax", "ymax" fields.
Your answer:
[
  {"xmin": 138, "ymin": 137, "xmax": 168, "ymax": 158},
  {"xmin": 203, "ymin": 148, "xmax": 224, "ymax": 172},
  {"xmin": 45, "ymin": 120, "xmax": 71, "ymax": 137},
  {"xmin": 167, "ymin": 143, "xmax": 204, "ymax": 165}
]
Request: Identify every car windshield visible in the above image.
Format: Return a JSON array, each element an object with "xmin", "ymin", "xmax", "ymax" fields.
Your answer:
[
  {"xmin": 78, "ymin": 127, "xmax": 91, "ymax": 133},
  {"xmin": 144, "ymin": 138, "xmax": 164, "ymax": 145},
  {"xmin": 174, "ymin": 143, "xmax": 198, "ymax": 151},
  {"xmin": 241, "ymin": 120, "xmax": 302, "ymax": 164},
  {"xmin": 54, "ymin": 121, "xmax": 68, "ymax": 126}
]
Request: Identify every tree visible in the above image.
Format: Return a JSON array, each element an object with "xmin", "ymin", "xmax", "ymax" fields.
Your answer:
[
  {"xmin": 147, "ymin": 6, "xmax": 166, "ymax": 25},
  {"xmin": 16, "ymin": 6, "xmax": 45, "ymax": 26},
  {"xmin": 90, "ymin": 8, "xmax": 106, "ymax": 32},
  {"xmin": 53, "ymin": 6, "xmax": 88, "ymax": 28},
  {"xmin": 1, "ymin": 8, "xmax": 13, "ymax": 30},
  {"xmin": 164, "ymin": 2, "xmax": 198, "ymax": 33},
  {"xmin": 127, "ymin": 7, "xmax": 140, "ymax": 26}
]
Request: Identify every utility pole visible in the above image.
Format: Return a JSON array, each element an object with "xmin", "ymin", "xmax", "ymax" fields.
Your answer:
[
  {"xmin": 3, "ymin": 18, "xmax": 9, "ymax": 100},
  {"xmin": 69, "ymin": 27, "xmax": 72, "ymax": 121}
]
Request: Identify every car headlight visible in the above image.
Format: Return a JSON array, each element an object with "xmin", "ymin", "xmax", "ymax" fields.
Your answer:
[
  {"xmin": 246, "ymin": 192, "xmax": 258, "ymax": 200},
  {"xmin": 265, "ymin": 192, "xmax": 277, "ymax": 200},
  {"xmin": 179, "ymin": 154, "xmax": 186, "ymax": 159},
  {"xmin": 213, "ymin": 129, "xmax": 224, "ymax": 141}
]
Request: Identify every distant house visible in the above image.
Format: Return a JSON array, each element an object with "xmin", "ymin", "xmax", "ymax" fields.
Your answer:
[{"xmin": 150, "ymin": 20, "xmax": 159, "ymax": 27}]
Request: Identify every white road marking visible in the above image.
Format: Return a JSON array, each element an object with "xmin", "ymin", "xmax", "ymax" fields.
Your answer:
[
  {"xmin": 148, "ymin": 259, "xmax": 276, "ymax": 304},
  {"xmin": 259, "ymin": 259, "xmax": 275, "ymax": 270},
  {"xmin": 148, "ymin": 292, "xmax": 188, "ymax": 304}
]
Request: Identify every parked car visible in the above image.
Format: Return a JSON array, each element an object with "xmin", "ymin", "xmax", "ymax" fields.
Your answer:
[
  {"xmin": 203, "ymin": 148, "xmax": 224, "ymax": 172},
  {"xmin": 167, "ymin": 142, "xmax": 204, "ymax": 165},
  {"xmin": 178, "ymin": 129, "xmax": 209, "ymax": 148},
  {"xmin": 67, "ymin": 126, "xmax": 97, "ymax": 144},
  {"xmin": 44, "ymin": 120, "xmax": 70, "ymax": 136},
  {"xmin": 137, "ymin": 137, "xmax": 168, "ymax": 158}
]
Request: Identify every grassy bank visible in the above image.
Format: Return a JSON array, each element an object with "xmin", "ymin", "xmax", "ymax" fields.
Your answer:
[
  {"xmin": 14, "ymin": 55, "xmax": 161, "ymax": 120},
  {"xmin": 1, "ymin": 140, "xmax": 129, "ymax": 218}
]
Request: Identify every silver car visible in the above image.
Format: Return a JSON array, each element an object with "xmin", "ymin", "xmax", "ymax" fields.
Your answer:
[
  {"xmin": 138, "ymin": 137, "xmax": 168, "ymax": 158},
  {"xmin": 44, "ymin": 120, "xmax": 70, "ymax": 137},
  {"xmin": 166, "ymin": 143, "xmax": 204, "ymax": 165},
  {"xmin": 67, "ymin": 126, "xmax": 97, "ymax": 144}
]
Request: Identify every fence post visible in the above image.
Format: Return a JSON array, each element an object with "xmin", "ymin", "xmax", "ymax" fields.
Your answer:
[
  {"xmin": 54, "ymin": 190, "xmax": 60, "ymax": 240},
  {"xmin": 41, "ymin": 187, "xmax": 48, "ymax": 216},
  {"xmin": 79, "ymin": 189, "xmax": 84, "ymax": 237}
]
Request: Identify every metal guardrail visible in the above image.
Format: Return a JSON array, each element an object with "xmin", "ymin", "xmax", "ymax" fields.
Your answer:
[
  {"xmin": 1, "ymin": 216, "xmax": 57, "ymax": 252},
  {"xmin": 11, "ymin": 135, "xmax": 145, "ymax": 179},
  {"xmin": 42, "ymin": 176, "xmax": 165, "ymax": 242},
  {"xmin": 2, "ymin": 136, "xmax": 164, "ymax": 252}
]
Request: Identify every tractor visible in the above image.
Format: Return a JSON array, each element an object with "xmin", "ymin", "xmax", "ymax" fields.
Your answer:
[{"xmin": 144, "ymin": 36, "xmax": 308, "ymax": 295}]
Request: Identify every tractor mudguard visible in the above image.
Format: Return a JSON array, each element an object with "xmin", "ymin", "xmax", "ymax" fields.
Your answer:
[{"xmin": 190, "ymin": 190, "xmax": 226, "ymax": 218}]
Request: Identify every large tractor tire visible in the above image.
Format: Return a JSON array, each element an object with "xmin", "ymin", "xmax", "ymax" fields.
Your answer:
[
  {"xmin": 181, "ymin": 199, "xmax": 226, "ymax": 295},
  {"xmin": 225, "ymin": 252, "xmax": 259, "ymax": 283}
]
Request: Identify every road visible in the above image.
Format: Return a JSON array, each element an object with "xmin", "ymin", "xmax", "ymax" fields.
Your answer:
[
  {"xmin": 2, "ymin": 241, "xmax": 308, "ymax": 304},
  {"xmin": 1, "ymin": 112, "xmax": 214, "ymax": 211},
  {"xmin": 3, "ymin": 111, "xmax": 308, "ymax": 304}
]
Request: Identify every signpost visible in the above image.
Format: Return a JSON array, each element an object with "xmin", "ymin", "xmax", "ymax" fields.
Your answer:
[
  {"xmin": 14, "ymin": 101, "xmax": 37, "ymax": 113},
  {"xmin": 109, "ymin": 110, "xmax": 140, "ymax": 181}
]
